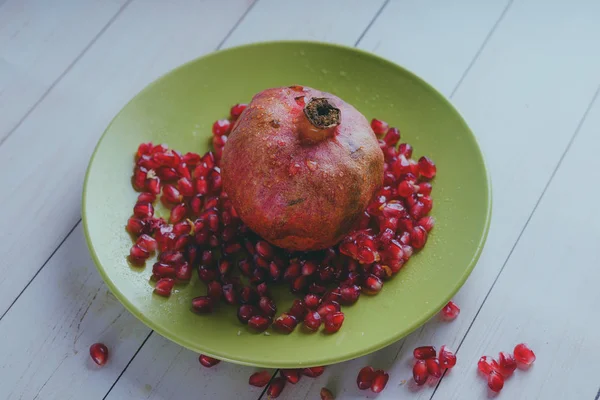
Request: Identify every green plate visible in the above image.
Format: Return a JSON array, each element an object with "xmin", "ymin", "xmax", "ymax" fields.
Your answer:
[{"xmin": 83, "ymin": 41, "xmax": 491, "ymax": 368}]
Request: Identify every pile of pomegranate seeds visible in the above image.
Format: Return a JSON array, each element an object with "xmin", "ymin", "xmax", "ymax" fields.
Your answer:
[
  {"xmin": 441, "ymin": 300, "xmax": 460, "ymax": 320},
  {"xmin": 89, "ymin": 343, "xmax": 109, "ymax": 366},
  {"xmin": 356, "ymin": 366, "xmax": 390, "ymax": 393},
  {"xmin": 125, "ymin": 108, "xmax": 436, "ymax": 335},
  {"xmin": 478, "ymin": 343, "xmax": 536, "ymax": 392},
  {"xmin": 412, "ymin": 345, "xmax": 457, "ymax": 385}
]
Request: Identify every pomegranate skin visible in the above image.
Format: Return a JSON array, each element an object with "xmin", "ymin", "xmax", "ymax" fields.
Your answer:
[{"xmin": 222, "ymin": 86, "xmax": 384, "ymax": 251}]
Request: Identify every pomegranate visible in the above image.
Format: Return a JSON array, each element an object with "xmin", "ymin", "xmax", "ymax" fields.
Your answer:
[{"xmin": 222, "ymin": 86, "xmax": 384, "ymax": 251}]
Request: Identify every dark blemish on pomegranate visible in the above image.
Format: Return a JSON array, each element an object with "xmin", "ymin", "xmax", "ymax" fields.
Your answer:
[
  {"xmin": 287, "ymin": 198, "xmax": 306, "ymax": 206},
  {"xmin": 270, "ymin": 119, "xmax": 281, "ymax": 128}
]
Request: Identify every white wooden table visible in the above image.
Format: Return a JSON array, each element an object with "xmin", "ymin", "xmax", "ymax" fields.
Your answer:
[{"xmin": 1, "ymin": 1, "xmax": 599, "ymax": 399}]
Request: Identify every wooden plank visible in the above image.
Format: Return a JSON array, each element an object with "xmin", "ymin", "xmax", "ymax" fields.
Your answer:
[
  {"xmin": 104, "ymin": 333, "xmax": 277, "ymax": 400},
  {"xmin": 0, "ymin": 224, "xmax": 152, "ymax": 400},
  {"xmin": 431, "ymin": 89, "xmax": 600, "ymax": 400},
  {"xmin": 222, "ymin": 0, "xmax": 386, "ymax": 48},
  {"xmin": 0, "ymin": 0, "xmax": 253, "ymax": 317},
  {"xmin": 0, "ymin": 0, "xmax": 128, "ymax": 141},
  {"xmin": 274, "ymin": 0, "xmax": 600, "ymax": 398}
]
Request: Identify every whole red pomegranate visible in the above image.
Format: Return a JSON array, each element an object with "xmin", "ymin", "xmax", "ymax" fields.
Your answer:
[{"xmin": 222, "ymin": 86, "xmax": 383, "ymax": 251}]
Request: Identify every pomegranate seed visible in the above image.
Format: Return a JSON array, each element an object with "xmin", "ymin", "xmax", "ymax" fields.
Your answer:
[
  {"xmin": 159, "ymin": 250, "xmax": 183, "ymax": 264},
  {"xmin": 411, "ymin": 226, "xmax": 428, "ymax": 249},
  {"xmin": 175, "ymin": 262, "xmax": 192, "ymax": 281},
  {"xmin": 156, "ymin": 166, "xmax": 178, "ymax": 182},
  {"xmin": 207, "ymin": 281, "xmax": 222, "ymax": 300},
  {"xmin": 230, "ymin": 103, "xmax": 247, "ymax": 119},
  {"xmin": 136, "ymin": 234, "xmax": 157, "ymax": 252},
  {"xmin": 291, "ymin": 275, "xmax": 308, "ymax": 293},
  {"xmin": 239, "ymin": 287, "xmax": 259, "ymax": 305},
  {"xmin": 398, "ymin": 143, "xmax": 413, "ymax": 157},
  {"xmin": 249, "ymin": 370, "xmax": 271, "ymax": 387},
  {"xmin": 498, "ymin": 351, "xmax": 517, "ymax": 375},
  {"xmin": 303, "ymin": 311, "xmax": 322, "ymax": 332},
  {"xmin": 255, "ymin": 241, "xmax": 274, "ymax": 260},
  {"xmin": 169, "ymin": 203, "xmax": 187, "ymax": 223},
  {"xmin": 153, "ymin": 150, "xmax": 180, "ymax": 168},
  {"xmin": 362, "ymin": 275, "xmax": 383, "ymax": 295},
  {"xmin": 371, "ymin": 370, "xmax": 389, "ymax": 393},
  {"xmin": 256, "ymin": 283, "xmax": 270, "ymax": 297},
  {"xmin": 163, "ymin": 184, "xmax": 182, "ymax": 203},
  {"xmin": 177, "ymin": 177, "xmax": 194, "ymax": 197},
  {"xmin": 426, "ymin": 358, "xmax": 442, "ymax": 378},
  {"xmin": 248, "ymin": 315, "xmax": 271, "ymax": 332},
  {"xmin": 129, "ymin": 244, "xmax": 149, "ymax": 265},
  {"xmin": 303, "ymin": 366, "xmax": 325, "ymax": 377},
  {"xmin": 412, "ymin": 360, "xmax": 429, "ymax": 386},
  {"xmin": 414, "ymin": 346, "xmax": 437, "ymax": 360},
  {"xmin": 237, "ymin": 305, "xmax": 259, "ymax": 324},
  {"xmin": 418, "ymin": 182, "xmax": 432, "ymax": 195},
  {"xmin": 222, "ymin": 284, "xmax": 237, "ymax": 305},
  {"xmin": 513, "ymin": 343, "xmax": 536, "ymax": 366},
  {"xmin": 357, "ymin": 366, "xmax": 375, "ymax": 390},
  {"xmin": 418, "ymin": 216, "xmax": 435, "ymax": 232},
  {"xmin": 304, "ymin": 293, "xmax": 321, "ymax": 309},
  {"xmin": 478, "ymin": 356, "xmax": 500, "ymax": 375},
  {"xmin": 137, "ymin": 192, "xmax": 156, "ymax": 203},
  {"xmin": 269, "ymin": 262, "xmax": 282, "ymax": 281},
  {"xmin": 273, "ymin": 313, "xmax": 298, "ymax": 334},
  {"xmin": 324, "ymin": 311, "xmax": 344, "ymax": 333},
  {"xmin": 133, "ymin": 202, "xmax": 154, "ymax": 218},
  {"xmin": 418, "ymin": 156, "xmax": 436, "ymax": 179},
  {"xmin": 89, "ymin": 343, "xmax": 108, "ymax": 366},
  {"xmin": 149, "ymin": 143, "xmax": 168, "ymax": 154},
  {"xmin": 298, "ymin": 261, "xmax": 316, "ymax": 277},
  {"xmin": 317, "ymin": 302, "xmax": 339, "ymax": 318},
  {"xmin": 370, "ymin": 118, "xmax": 389, "ymax": 136},
  {"xmin": 199, "ymin": 354, "xmax": 220, "ymax": 368},
  {"xmin": 182, "ymin": 152, "xmax": 201, "ymax": 165},
  {"xmin": 488, "ymin": 370, "xmax": 504, "ymax": 392},
  {"xmin": 397, "ymin": 180, "xmax": 417, "ymax": 197},
  {"xmin": 154, "ymin": 278, "xmax": 175, "ymax": 297},
  {"xmin": 321, "ymin": 288, "xmax": 342, "ymax": 305},
  {"xmin": 289, "ymin": 299, "xmax": 307, "ymax": 320},
  {"xmin": 212, "ymin": 119, "xmax": 231, "ymax": 136},
  {"xmin": 308, "ymin": 282, "xmax": 326, "ymax": 295},
  {"xmin": 280, "ymin": 369, "xmax": 301, "ymax": 384},
  {"xmin": 383, "ymin": 127, "xmax": 400, "ymax": 146},
  {"xmin": 132, "ymin": 167, "xmax": 148, "ymax": 191},
  {"xmin": 441, "ymin": 301, "xmax": 460, "ymax": 320},
  {"xmin": 152, "ymin": 262, "xmax": 176, "ymax": 278},
  {"xmin": 136, "ymin": 142, "xmax": 153, "ymax": 158},
  {"xmin": 267, "ymin": 377, "xmax": 286, "ymax": 398},
  {"xmin": 320, "ymin": 387, "xmax": 334, "ymax": 400},
  {"xmin": 191, "ymin": 296, "xmax": 213, "ymax": 314},
  {"xmin": 439, "ymin": 345, "xmax": 457, "ymax": 369},
  {"xmin": 340, "ymin": 284, "xmax": 360, "ymax": 304},
  {"xmin": 259, "ymin": 296, "xmax": 277, "ymax": 317},
  {"xmin": 126, "ymin": 217, "xmax": 146, "ymax": 236}
]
